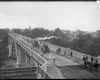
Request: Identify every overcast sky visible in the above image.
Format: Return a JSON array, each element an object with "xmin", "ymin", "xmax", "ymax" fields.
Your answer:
[{"xmin": 0, "ymin": 2, "xmax": 99, "ymax": 32}]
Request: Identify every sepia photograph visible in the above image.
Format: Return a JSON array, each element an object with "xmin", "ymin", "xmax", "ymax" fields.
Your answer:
[{"xmin": 0, "ymin": 1, "xmax": 100, "ymax": 79}]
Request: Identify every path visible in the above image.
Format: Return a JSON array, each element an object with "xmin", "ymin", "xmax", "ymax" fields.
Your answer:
[
  {"xmin": 46, "ymin": 65, "xmax": 64, "ymax": 79},
  {"xmin": 44, "ymin": 53, "xmax": 100, "ymax": 79}
]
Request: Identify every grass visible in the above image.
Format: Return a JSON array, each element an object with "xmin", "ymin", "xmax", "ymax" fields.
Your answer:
[
  {"xmin": 58, "ymin": 65, "xmax": 93, "ymax": 79},
  {"xmin": 57, "ymin": 64, "xmax": 100, "ymax": 79}
]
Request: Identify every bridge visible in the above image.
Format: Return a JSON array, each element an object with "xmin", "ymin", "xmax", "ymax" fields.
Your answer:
[
  {"xmin": 6, "ymin": 32, "xmax": 65, "ymax": 79},
  {"xmin": 1, "ymin": 32, "xmax": 100, "ymax": 79}
]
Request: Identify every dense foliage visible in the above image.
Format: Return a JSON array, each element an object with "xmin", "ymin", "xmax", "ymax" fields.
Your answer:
[{"xmin": 46, "ymin": 28, "xmax": 100, "ymax": 56}]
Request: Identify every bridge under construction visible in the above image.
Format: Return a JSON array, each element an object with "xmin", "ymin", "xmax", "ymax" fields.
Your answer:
[{"xmin": 0, "ymin": 32, "xmax": 100, "ymax": 79}]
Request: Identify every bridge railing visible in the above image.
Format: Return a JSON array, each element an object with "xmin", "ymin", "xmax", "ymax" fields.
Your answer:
[{"xmin": 10, "ymin": 36, "xmax": 47, "ymax": 65}]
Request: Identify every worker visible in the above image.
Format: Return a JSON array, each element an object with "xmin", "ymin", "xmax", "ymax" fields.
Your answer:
[
  {"xmin": 85, "ymin": 56, "xmax": 89, "ymax": 68},
  {"xmin": 53, "ymin": 58, "xmax": 56, "ymax": 65},
  {"xmin": 83, "ymin": 56, "xmax": 87, "ymax": 68},
  {"xmin": 70, "ymin": 51, "xmax": 73, "ymax": 57},
  {"xmin": 94, "ymin": 59, "xmax": 99, "ymax": 71},
  {"xmin": 91, "ymin": 56, "xmax": 94, "ymax": 64},
  {"xmin": 64, "ymin": 50, "xmax": 66, "ymax": 56}
]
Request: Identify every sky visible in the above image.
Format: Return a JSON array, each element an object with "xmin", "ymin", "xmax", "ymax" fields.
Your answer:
[{"xmin": 0, "ymin": 2, "xmax": 99, "ymax": 32}]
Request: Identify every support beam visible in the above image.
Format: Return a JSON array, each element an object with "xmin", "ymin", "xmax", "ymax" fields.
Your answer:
[
  {"xmin": 26, "ymin": 55, "xmax": 30, "ymax": 65},
  {"xmin": 20, "ymin": 51, "xmax": 26, "ymax": 66},
  {"xmin": 15, "ymin": 43, "xmax": 21, "ymax": 68},
  {"xmin": 22, "ymin": 53, "xmax": 30, "ymax": 66},
  {"xmin": 8, "ymin": 38, "xmax": 13, "ymax": 57},
  {"xmin": 8, "ymin": 44, "xmax": 12, "ymax": 57},
  {"xmin": 37, "ymin": 63, "xmax": 42, "ymax": 79},
  {"xmin": 37, "ymin": 64, "xmax": 46, "ymax": 79},
  {"xmin": 25, "ymin": 54, "xmax": 28, "ymax": 64},
  {"xmin": 28, "ymin": 55, "xmax": 31, "ymax": 64}
]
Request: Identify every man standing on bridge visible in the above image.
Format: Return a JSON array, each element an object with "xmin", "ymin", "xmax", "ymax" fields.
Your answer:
[
  {"xmin": 83, "ymin": 56, "xmax": 88, "ymax": 68},
  {"xmin": 94, "ymin": 59, "xmax": 99, "ymax": 71},
  {"xmin": 53, "ymin": 57, "xmax": 56, "ymax": 65},
  {"xmin": 64, "ymin": 50, "xmax": 66, "ymax": 56},
  {"xmin": 70, "ymin": 51, "xmax": 73, "ymax": 57}
]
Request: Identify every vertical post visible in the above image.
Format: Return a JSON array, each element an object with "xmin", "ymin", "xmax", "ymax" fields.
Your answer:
[
  {"xmin": 67, "ymin": 48, "xmax": 71, "ymax": 56},
  {"xmin": 15, "ymin": 43, "xmax": 21, "ymax": 68},
  {"xmin": 24, "ymin": 53, "xmax": 31, "ymax": 66},
  {"xmin": 25, "ymin": 54, "xmax": 28, "ymax": 64},
  {"xmin": 39, "ymin": 63, "xmax": 47, "ymax": 79},
  {"xmin": 27, "ymin": 55, "xmax": 31, "ymax": 65},
  {"xmin": 36, "ymin": 62, "xmax": 42, "ymax": 79},
  {"xmin": 8, "ymin": 38, "xmax": 12, "ymax": 57},
  {"xmin": 20, "ymin": 50, "xmax": 26, "ymax": 66},
  {"xmin": 41, "ymin": 68, "xmax": 46, "ymax": 79}
]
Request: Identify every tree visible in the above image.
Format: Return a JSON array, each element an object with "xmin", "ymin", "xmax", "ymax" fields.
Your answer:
[
  {"xmin": 88, "ymin": 37, "xmax": 100, "ymax": 56},
  {"xmin": 54, "ymin": 28, "xmax": 64, "ymax": 38},
  {"xmin": 12, "ymin": 28, "xmax": 22, "ymax": 34},
  {"xmin": 31, "ymin": 28, "xmax": 51, "ymax": 38}
]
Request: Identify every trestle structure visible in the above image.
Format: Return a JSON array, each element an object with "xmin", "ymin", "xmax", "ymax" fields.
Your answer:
[{"xmin": 8, "ymin": 32, "xmax": 51, "ymax": 79}]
